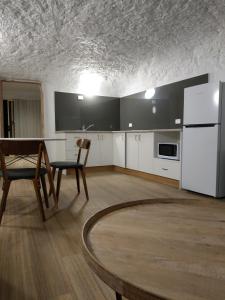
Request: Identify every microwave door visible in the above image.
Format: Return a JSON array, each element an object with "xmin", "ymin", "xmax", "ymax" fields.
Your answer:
[{"xmin": 158, "ymin": 143, "xmax": 178, "ymax": 160}]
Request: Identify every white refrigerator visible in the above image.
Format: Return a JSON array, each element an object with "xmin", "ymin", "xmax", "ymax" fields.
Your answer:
[{"xmin": 182, "ymin": 82, "xmax": 225, "ymax": 197}]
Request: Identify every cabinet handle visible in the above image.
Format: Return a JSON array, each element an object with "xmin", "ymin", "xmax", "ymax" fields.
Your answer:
[
  {"xmin": 135, "ymin": 135, "xmax": 137, "ymax": 141},
  {"xmin": 138, "ymin": 134, "xmax": 141, "ymax": 141},
  {"xmin": 162, "ymin": 168, "xmax": 168, "ymax": 171},
  {"xmin": 101, "ymin": 135, "xmax": 103, "ymax": 140}
]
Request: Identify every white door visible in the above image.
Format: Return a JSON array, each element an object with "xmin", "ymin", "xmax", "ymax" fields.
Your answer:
[
  {"xmin": 126, "ymin": 133, "xmax": 139, "ymax": 170},
  {"xmin": 138, "ymin": 133, "xmax": 154, "ymax": 173},
  {"xmin": 184, "ymin": 83, "xmax": 220, "ymax": 125},
  {"xmin": 100, "ymin": 133, "xmax": 113, "ymax": 165},
  {"xmin": 86, "ymin": 133, "xmax": 100, "ymax": 166},
  {"xmin": 113, "ymin": 133, "xmax": 125, "ymax": 167},
  {"xmin": 182, "ymin": 125, "xmax": 219, "ymax": 196}
]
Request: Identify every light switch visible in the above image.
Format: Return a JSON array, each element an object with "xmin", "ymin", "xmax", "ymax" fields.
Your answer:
[
  {"xmin": 175, "ymin": 118, "xmax": 181, "ymax": 124},
  {"xmin": 129, "ymin": 123, "xmax": 133, "ymax": 128}
]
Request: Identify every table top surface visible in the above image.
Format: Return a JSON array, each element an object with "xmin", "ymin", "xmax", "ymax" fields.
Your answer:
[
  {"xmin": 83, "ymin": 198, "xmax": 225, "ymax": 300},
  {"xmin": 0, "ymin": 137, "xmax": 66, "ymax": 141}
]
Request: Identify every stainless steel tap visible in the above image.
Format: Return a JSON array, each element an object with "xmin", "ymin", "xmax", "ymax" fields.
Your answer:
[{"xmin": 82, "ymin": 124, "xmax": 94, "ymax": 131}]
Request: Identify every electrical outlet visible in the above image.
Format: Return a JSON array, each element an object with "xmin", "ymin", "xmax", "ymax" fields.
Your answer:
[
  {"xmin": 175, "ymin": 118, "xmax": 181, "ymax": 124},
  {"xmin": 129, "ymin": 123, "xmax": 133, "ymax": 128},
  {"xmin": 152, "ymin": 106, "xmax": 156, "ymax": 114}
]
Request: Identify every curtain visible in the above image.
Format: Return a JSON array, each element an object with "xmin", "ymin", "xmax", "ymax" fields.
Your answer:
[{"xmin": 14, "ymin": 99, "xmax": 41, "ymax": 138}]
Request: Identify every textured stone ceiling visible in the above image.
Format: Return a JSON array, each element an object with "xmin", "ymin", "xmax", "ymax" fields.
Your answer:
[{"xmin": 0, "ymin": 0, "xmax": 225, "ymax": 84}]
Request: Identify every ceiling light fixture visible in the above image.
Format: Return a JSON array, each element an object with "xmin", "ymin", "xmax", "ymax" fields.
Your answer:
[
  {"xmin": 78, "ymin": 95, "xmax": 84, "ymax": 100},
  {"xmin": 78, "ymin": 71, "xmax": 104, "ymax": 97},
  {"xmin": 145, "ymin": 88, "xmax": 155, "ymax": 99}
]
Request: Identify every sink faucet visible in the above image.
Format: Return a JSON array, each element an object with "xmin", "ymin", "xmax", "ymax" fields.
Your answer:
[{"xmin": 82, "ymin": 124, "xmax": 94, "ymax": 131}]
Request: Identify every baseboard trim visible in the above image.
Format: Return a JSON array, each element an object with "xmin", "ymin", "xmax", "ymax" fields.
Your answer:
[
  {"xmin": 113, "ymin": 166, "xmax": 180, "ymax": 188},
  {"xmin": 66, "ymin": 165, "xmax": 179, "ymax": 188},
  {"xmin": 67, "ymin": 165, "xmax": 114, "ymax": 175}
]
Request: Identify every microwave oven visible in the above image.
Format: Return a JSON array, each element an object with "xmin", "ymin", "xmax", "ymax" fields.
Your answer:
[{"xmin": 158, "ymin": 143, "xmax": 180, "ymax": 160}]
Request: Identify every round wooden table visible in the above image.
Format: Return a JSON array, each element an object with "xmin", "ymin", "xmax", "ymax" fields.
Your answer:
[{"xmin": 82, "ymin": 198, "xmax": 225, "ymax": 300}]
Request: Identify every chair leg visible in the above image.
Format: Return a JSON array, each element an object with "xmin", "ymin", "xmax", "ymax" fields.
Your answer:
[
  {"xmin": 115, "ymin": 292, "xmax": 122, "ymax": 300},
  {"xmin": 80, "ymin": 168, "xmax": 89, "ymax": 200},
  {"xmin": 33, "ymin": 179, "xmax": 46, "ymax": 222},
  {"xmin": 49, "ymin": 167, "xmax": 56, "ymax": 196},
  {"xmin": 75, "ymin": 168, "xmax": 80, "ymax": 194},
  {"xmin": 56, "ymin": 169, "xmax": 62, "ymax": 200},
  {"xmin": 0, "ymin": 180, "xmax": 11, "ymax": 225},
  {"xmin": 41, "ymin": 175, "xmax": 49, "ymax": 208}
]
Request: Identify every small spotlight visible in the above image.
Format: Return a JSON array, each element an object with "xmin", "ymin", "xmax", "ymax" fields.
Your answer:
[
  {"xmin": 145, "ymin": 88, "xmax": 155, "ymax": 99},
  {"xmin": 78, "ymin": 95, "xmax": 84, "ymax": 100}
]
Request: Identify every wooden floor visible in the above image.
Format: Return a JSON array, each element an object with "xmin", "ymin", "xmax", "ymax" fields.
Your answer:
[{"xmin": 0, "ymin": 171, "xmax": 213, "ymax": 300}]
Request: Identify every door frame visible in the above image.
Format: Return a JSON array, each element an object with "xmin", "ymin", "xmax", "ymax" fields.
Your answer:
[{"xmin": 0, "ymin": 80, "xmax": 44, "ymax": 137}]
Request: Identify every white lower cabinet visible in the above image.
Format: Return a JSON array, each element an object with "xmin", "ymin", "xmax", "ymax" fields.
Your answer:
[
  {"xmin": 152, "ymin": 158, "xmax": 181, "ymax": 180},
  {"xmin": 65, "ymin": 133, "xmax": 113, "ymax": 166},
  {"xmin": 65, "ymin": 131, "xmax": 181, "ymax": 181},
  {"xmin": 113, "ymin": 132, "xmax": 126, "ymax": 167},
  {"xmin": 86, "ymin": 133, "xmax": 113, "ymax": 166},
  {"xmin": 126, "ymin": 133, "xmax": 139, "ymax": 170},
  {"xmin": 126, "ymin": 132, "xmax": 154, "ymax": 173},
  {"xmin": 65, "ymin": 133, "xmax": 86, "ymax": 161},
  {"xmin": 138, "ymin": 133, "xmax": 154, "ymax": 173}
]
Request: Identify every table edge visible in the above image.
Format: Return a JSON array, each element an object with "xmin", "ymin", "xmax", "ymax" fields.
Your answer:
[{"xmin": 82, "ymin": 198, "xmax": 196, "ymax": 300}]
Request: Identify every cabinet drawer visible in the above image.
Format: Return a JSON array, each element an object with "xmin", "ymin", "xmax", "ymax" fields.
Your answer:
[{"xmin": 153, "ymin": 158, "xmax": 181, "ymax": 180}]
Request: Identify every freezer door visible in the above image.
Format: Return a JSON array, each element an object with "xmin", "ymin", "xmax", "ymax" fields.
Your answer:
[
  {"xmin": 183, "ymin": 83, "xmax": 220, "ymax": 125},
  {"xmin": 182, "ymin": 125, "xmax": 219, "ymax": 196}
]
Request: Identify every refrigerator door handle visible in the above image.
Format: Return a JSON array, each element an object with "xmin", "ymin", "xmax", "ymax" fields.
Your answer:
[{"xmin": 184, "ymin": 124, "xmax": 217, "ymax": 128}]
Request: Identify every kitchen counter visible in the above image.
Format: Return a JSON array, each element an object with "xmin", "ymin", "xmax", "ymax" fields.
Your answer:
[{"xmin": 56, "ymin": 128, "xmax": 182, "ymax": 133}]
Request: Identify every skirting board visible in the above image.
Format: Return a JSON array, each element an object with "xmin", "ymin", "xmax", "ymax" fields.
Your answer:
[
  {"xmin": 67, "ymin": 165, "xmax": 114, "ymax": 175},
  {"xmin": 67, "ymin": 165, "xmax": 179, "ymax": 188}
]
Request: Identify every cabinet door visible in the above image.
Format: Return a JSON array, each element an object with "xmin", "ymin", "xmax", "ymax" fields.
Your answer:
[
  {"xmin": 65, "ymin": 133, "xmax": 85, "ymax": 161},
  {"xmin": 86, "ymin": 133, "xmax": 101, "ymax": 166},
  {"xmin": 99, "ymin": 133, "xmax": 113, "ymax": 166},
  {"xmin": 138, "ymin": 133, "xmax": 154, "ymax": 173},
  {"xmin": 126, "ymin": 133, "xmax": 139, "ymax": 170},
  {"xmin": 113, "ymin": 133, "xmax": 125, "ymax": 167}
]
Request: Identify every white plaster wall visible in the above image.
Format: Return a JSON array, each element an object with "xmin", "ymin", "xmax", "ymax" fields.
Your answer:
[
  {"xmin": 115, "ymin": 32, "xmax": 225, "ymax": 97},
  {"xmin": 42, "ymin": 75, "xmax": 118, "ymax": 161}
]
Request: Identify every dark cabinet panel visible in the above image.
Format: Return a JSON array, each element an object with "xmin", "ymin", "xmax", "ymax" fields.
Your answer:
[
  {"xmin": 55, "ymin": 74, "xmax": 208, "ymax": 131},
  {"xmin": 55, "ymin": 92, "xmax": 120, "ymax": 131},
  {"xmin": 55, "ymin": 92, "xmax": 81, "ymax": 131},
  {"xmin": 120, "ymin": 74, "xmax": 208, "ymax": 130}
]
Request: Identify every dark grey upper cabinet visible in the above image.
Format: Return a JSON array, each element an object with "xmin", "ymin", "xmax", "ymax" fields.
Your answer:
[
  {"xmin": 55, "ymin": 92, "xmax": 120, "ymax": 131},
  {"xmin": 81, "ymin": 96, "xmax": 120, "ymax": 130},
  {"xmin": 55, "ymin": 92, "xmax": 81, "ymax": 131},
  {"xmin": 120, "ymin": 74, "xmax": 208, "ymax": 130},
  {"xmin": 55, "ymin": 74, "xmax": 208, "ymax": 131}
]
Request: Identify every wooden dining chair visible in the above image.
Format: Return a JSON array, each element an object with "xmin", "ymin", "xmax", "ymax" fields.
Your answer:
[
  {"xmin": 0, "ymin": 140, "xmax": 49, "ymax": 224},
  {"xmin": 50, "ymin": 138, "xmax": 91, "ymax": 201}
]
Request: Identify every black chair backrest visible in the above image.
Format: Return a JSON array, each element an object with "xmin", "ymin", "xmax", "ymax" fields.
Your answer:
[
  {"xmin": 76, "ymin": 139, "xmax": 91, "ymax": 166},
  {"xmin": 0, "ymin": 140, "xmax": 43, "ymax": 156},
  {"xmin": 0, "ymin": 140, "xmax": 44, "ymax": 180}
]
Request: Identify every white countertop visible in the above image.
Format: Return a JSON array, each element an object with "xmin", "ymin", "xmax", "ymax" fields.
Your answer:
[
  {"xmin": 0, "ymin": 137, "xmax": 66, "ymax": 141},
  {"xmin": 56, "ymin": 129, "xmax": 182, "ymax": 133}
]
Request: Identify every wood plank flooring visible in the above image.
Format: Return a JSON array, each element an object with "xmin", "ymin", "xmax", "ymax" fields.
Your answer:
[{"xmin": 0, "ymin": 172, "xmax": 212, "ymax": 300}]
